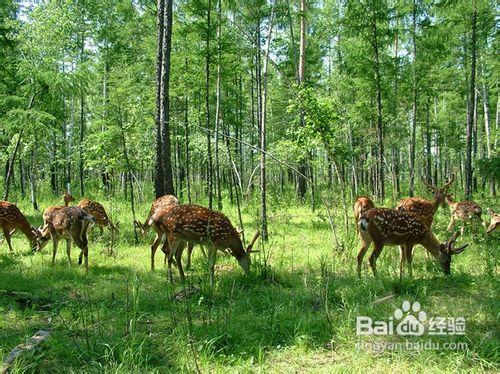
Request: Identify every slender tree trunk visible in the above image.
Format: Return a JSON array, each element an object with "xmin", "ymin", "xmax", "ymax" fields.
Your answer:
[
  {"xmin": 371, "ymin": 6, "xmax": 384, "ymax": 199},
  {"xmin": 465, "ymin": 2, "xmax": 477, "ymax": 200},
  {"xmin": 297, "ymin": 0, "xmax": 308, "ymax": 200},
  {"xmin": 409, "ymin": 0, "xmax": 418, "ymax": 197},
  {"xmin": 259, "ymin": 1, "xmax": 275, "ymax": 242},
  {"xmin": 160, "ymin": 0, "xmax": 175, "ymax": 195},
  {"xmin": 425, "ymin": 102, "xmax": 432, "ymax": 183},
  {"xmin": 214, "ymin": 0, "xmax": 223, "ymax": 210},
  {"xmin": 154, "ymin": 0, "xmax": 165, "ymax": 197},
  {"xmin": 184, "ymin": 95, "xmax": 191, "ymax": 204},
  {"xmin": 205, "ymin": 0, "xmax": 213, "ymax": 208}
]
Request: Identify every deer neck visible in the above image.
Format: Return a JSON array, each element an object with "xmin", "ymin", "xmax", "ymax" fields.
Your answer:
[{"xmin": 420, "ymin": 231, "xmax": 445, "ymax": 261}]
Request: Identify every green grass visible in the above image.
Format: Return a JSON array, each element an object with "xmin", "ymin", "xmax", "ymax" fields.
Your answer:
[{"xmin": 0, "ymin": 193, "xmax": 498, "ymax": 373}]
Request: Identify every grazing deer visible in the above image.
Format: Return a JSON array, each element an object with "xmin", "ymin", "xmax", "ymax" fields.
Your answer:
[
  {"xmin": 133, "ymin": 195, "xmax": 194, "ymax": 271},
  {"xmin": 486, "ymin": 209, "xmax": 499, "ymax": 234},
  {"xmin": 77, "ymin": 198, "xmax": 118, "ymax": 236},
  {"xmin": 357, "ymin": 208, "xmax": 467, "ymax": 279},
  {"xmin": 353, "ymin": 197, "xmax": 375, "ymax": 235},
  {"xmin": 0, "ymin": 201, "xmax": 40, "ymax": 252},
  {"xmin": 160, "ymin": 205, "xmax": 260, "ymax": 285},
  {"xmin": 396, "ymin": 175, "xmax": 455, "ymax": 228},
  {"xmin": 444, "ymin": 193, "xmax": 484, "ymax": 234},
  {"xmin": 37, "ymin": 207, "xmax": 95, "ymax": 270}
]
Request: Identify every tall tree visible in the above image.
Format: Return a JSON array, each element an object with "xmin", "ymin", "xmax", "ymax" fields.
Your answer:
[
  {"xmin": 465, "ymin": 1, "xmax": 477, "ymax": 200},
  {"xmin": 297, "ymin": 0, "xmax": 308, "ymax": 200}
]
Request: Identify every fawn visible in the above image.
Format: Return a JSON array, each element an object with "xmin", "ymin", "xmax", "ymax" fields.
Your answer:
[
  {"xmin": 486, "ymin": 209, "xmax": 499, "ymax": 234},
  {"xmin": 444, "ymin": 193, "xmax": 484, "ymax": 234},
  {"xmin": 77, "ymin": 198, "xmax": 119, "ymax": 236}
]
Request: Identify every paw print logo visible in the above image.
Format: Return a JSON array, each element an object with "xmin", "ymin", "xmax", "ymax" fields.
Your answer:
[{"xmin": 394, "ymin": 300, "xmax": 427, "ymax": 336}]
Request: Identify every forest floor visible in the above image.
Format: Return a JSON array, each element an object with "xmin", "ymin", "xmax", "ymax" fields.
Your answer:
[{"xmin": 0, "ymin": 194, "xmax": 498, "ymax": 372}]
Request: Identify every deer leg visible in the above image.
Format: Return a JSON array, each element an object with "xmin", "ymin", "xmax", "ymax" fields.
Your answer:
[
  {"xmin": 175, "ymin": 242, "xmax": 186, "ymax": 281},
  {"xmin": 368, "ymin": 243, "xmax": 384, "ymax": 278},
  {"xmin": 399, "ymin": 245, "xmax": 407, "ymax": 281},
  {"xmin": 447, "ymin": 216, "xmax": 456, "ymax": 231},
  {"xmin": 166, "ymin": 238, "xmax": 179, "ymax": 284},
  {"xmin": 52, "ymin": 238, "xmax": 59, "ymax": 265},
  {"xmin": 357, "ymin": 235, "xmax": 372, "ymax": 278},
  {"xmin": 150, "ymin": 233, "xmax": 162, "ymax": 271},
  {"xmin": 207, "ymin": 246, "xmax": 217, "ymax": 288},
  {"xmin": 405, "ymin": 245, "xmax": 414, "ymax": 279},
  {"xmin": 81, "ymin": 247, "xmax": 88, "ymax": 271},
  {"xmin": 66, "ymin": 239, "xmax": 72, "ymax": 265},
  {"xmin": 185, "ymin": 243, "xmax": 194, "ymax": 270},
  {"xmin": 3, "ymin": 228, "xmax": 13, "ymax": 252}
]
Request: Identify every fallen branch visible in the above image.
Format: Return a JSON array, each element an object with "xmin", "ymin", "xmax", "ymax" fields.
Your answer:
[{"xmin": 1, "ymin": 329, "xmax": 51, "ymax": 373}]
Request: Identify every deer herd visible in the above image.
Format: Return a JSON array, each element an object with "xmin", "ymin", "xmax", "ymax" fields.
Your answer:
[{"xmin": 0, "ymin": 175, "xmax": 498, "ymax": 282}]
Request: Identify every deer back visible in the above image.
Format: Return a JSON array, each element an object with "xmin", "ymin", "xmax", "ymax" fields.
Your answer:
[
  {"xmin": 163, "ymin": 205, "xmax": 246, "ymax": 257},
  {"xmin": 147, "ymin": 195, "xmax": 179, "ymax": 225},
  {"xmin": 359, "ymin": 208, "xmax": 432, "ymax": 246},
  {"xmin": 78, "ymin": 199, "xmax": 110, "ymax": 226}
]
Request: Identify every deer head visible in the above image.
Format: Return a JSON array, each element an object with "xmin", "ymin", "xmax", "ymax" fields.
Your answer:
[
  {"xmin": 437, "ymin": 231, "xmax": 468, "ymax": 274},
  {"xmin": 62, "ymin": 190, "xmax": 75, "ymax": 207},
  {"xmin": 486, "ymin": 209, "xmax": 499, "ymax": 234},
  {"xmin": 421, "ymin": 174, "xmax": 455, "ymax": 208}
]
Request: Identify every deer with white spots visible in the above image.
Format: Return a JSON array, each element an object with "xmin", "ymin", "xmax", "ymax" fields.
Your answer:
[
  {"xmin": 37, "ymin": 207, "xmax": 96, "ymax": 271},
  {"xmin": 0, "ymin": 201, "xmax": 40, "ymax": 252},
  {"xmin": 353, "ymin": 197, "xmax": 375, "ymax": 235},
  {"xmin": 396, "ymin": 175, "xmax": 455, "ymax": 228},
  {"xmin": 133, "ymin": 195, "xmax": 195, "ymax": 271},
  {"xmin": 77, "ymin": 198, "xmax": 119, "ymax": 236},
  {"xmin": 444, "ymin": 193, "xmax": 484, "ymax": 234},
  {"xmin": 160, "ymin": 205, "xmax": 260, "ymax": 285},
  {"xmin": 357, "ymin": 208, "xmax": 467, "ymax": 279},
  {"xmin": 486, "ymin": 209, "xmax": 499, "ymax": 234}
]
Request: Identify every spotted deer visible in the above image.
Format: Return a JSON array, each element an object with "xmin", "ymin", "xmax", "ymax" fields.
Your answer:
[
  {"xmin": 0, "ymin": 201, "xmax": 40, "ymax": 252},
  {"xmin": 133, "ymin": 195, "xmax": 194, "ymax": 271},
  {"xmin": 357, "ymin": 208, "xmax": 467, "ymax": 279},
  {"xmin": 353, "ymin": 197, "xmax": 375, "ymax": 235},
  {"xmin": 37, "ymin": 206, "xmax": 95, "ymax": 270},
  {"xmin": 78, "ymin": 198, "xmax": 118, "ymax": 236},
  {"xmin": 444, "ymin": 193, "xmax": 484, "ymax": 234},
  {"xmin": 486, "ymin": 209, "xmax": 499, "ymax": 234},
  {"xmin": 160, "ymin": 205, "xmax": 260, "ymax": 285},
  {"xmin": 396, "ymin": 175, "xmax": 455, "ymax": 228}
]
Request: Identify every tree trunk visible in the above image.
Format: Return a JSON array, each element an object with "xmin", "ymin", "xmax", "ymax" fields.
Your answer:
[
  {"xmin": 465, "ymin": 2, "xmax": 477, "ymax": 200},
  {"xmin": 214, "ymin": 0, "xmax": 223, "ymax": 210},
  {"xmin": 259, "ymin": 1, "xmax": 275, "ymax": 242},
  {"xmin": 205, "ymin": 0, "xmax": 213, "ymax": 208},
  {"xmin": 159, "ymin": 0, "xmax": 174, "ymax": 195},
  {"xmin": 297, "ymin": 0, "xmax": 308, "ymax": 200},
  {"xmin": 154, "ymin": 0, "xmax": 165, "ymax": 198},
  {"xmin": 372, "ymin": 11, "xmax": 384, "ymax": 199},
  {"xmin": 409, "ymin": 0, "xmax": 418, "ymax": 197}
]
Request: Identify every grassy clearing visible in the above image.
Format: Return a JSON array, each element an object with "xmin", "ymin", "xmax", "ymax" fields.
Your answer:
[{"xmin": 0, "ymin": 193, "xmax": 498, "ymax": 372}]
